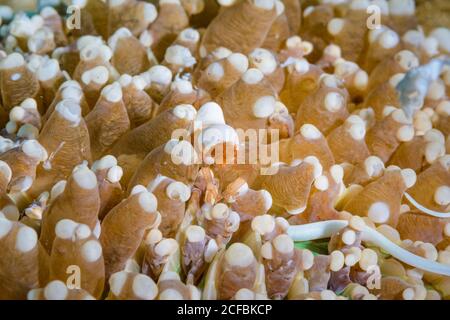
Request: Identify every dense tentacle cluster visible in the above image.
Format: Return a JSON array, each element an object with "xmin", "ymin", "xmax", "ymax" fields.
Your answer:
[{"xmin": 0, "ymin": 0, "xmax": 448, "ymax": 300}]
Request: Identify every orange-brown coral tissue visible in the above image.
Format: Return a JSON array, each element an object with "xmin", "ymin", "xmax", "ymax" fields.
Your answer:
[{"xmin": 0, "ymin": 0, "xmax": 449, "ymax": 301}]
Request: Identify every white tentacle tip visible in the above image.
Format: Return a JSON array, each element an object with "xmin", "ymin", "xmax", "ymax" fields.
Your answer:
[
  {"xmin": 138, "ymin": 191, "xmax": 158, "ymax": 213},
  {"xmin": 401, "ymin": 168, "xmax": 416, "ymax": 188}
]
